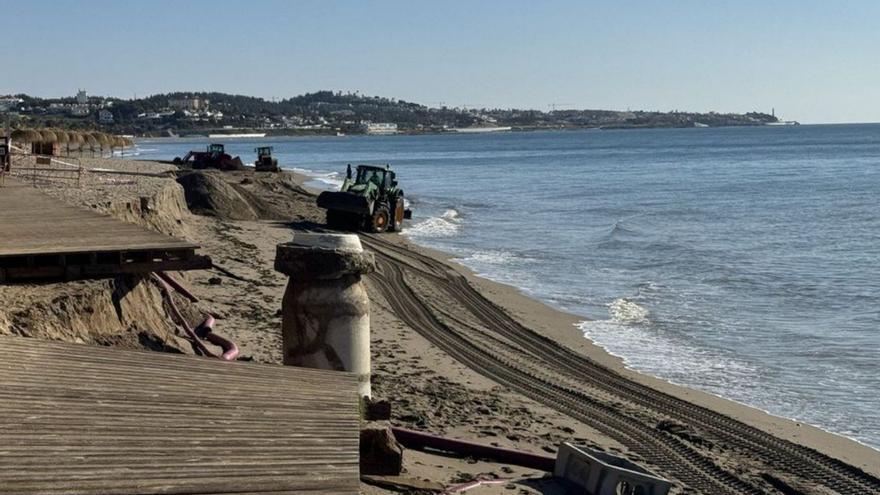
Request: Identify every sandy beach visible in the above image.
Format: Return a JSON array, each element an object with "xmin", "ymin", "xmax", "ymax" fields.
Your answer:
[{"xmin": 2, "ymin": 157, "xmax": 879, "ymax": 494}]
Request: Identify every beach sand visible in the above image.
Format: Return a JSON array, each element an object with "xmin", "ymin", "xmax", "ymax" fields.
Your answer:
[{"xmin": 2, "ymin": 157, "xmax": 878, "ymax": 494}]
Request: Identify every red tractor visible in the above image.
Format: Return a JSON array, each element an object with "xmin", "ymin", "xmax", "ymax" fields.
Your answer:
[{"xmin": 173, "ymin": 144, "xmax": 245, "ymax": 171}]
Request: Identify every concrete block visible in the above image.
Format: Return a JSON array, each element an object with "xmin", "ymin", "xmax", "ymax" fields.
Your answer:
[{"xmin": 554, "ymin": 443, "xmax": 671, "ymax": 495}]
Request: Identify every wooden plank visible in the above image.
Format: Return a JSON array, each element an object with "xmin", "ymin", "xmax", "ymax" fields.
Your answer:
[
  {"xmin": 0, "ymin": 336, "xmax": 361, "ymax": 494},
  {"xmin": 0, "ymin": 179, "xmax": 197, "ymax": 258},
  {"xmin": 0, "ymin": 178, "xmax": 211, "ymax": 281}
]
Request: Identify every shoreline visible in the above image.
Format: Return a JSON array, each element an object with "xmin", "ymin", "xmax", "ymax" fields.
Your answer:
[
  {"xmin": 288, "ymin": 166, "xmax": 880, "ymax": 474},
  {"xmin": 389, "ymin": 230, "xmax": 880, "ymax": 475}
]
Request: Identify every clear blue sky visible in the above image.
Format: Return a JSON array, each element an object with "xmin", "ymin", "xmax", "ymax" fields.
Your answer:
[{"xmin": 4, "ymin": 0, "xmax": 879, "ymax": 123}]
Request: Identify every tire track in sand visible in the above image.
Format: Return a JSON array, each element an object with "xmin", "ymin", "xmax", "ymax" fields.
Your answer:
[{"xmin": 361, "ymin": 234, "xmax": 880, "ymax": 495}]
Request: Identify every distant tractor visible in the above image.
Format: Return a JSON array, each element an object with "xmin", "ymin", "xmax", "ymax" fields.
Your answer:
[
  {"xmin": 0, "ymin": 138, "xmax": 10, "ymax": 173},
  {"xmin": 317, "ymin": 164, "xmax": 412, "ymax": 233},
  {"xmin": 254, "ymin": 146, "xmax": 279, "ymax": 172},
  {"xmin": 173, "ymin": 143, "xmax": 245, "ymax": 171},
  {"xmin": 0, "ymin": 138, "xmax": 9, "ymax": 182}
]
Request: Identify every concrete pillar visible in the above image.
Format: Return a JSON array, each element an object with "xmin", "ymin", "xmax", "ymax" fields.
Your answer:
[{"xmin": 274, "ymin": 233, "xmax": 375, "ymax": 398}]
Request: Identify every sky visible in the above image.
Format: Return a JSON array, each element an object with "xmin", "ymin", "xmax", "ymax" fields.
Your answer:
[{"xmin": 3, "ymin": 0, "xmax": 879, "ymax": 124}]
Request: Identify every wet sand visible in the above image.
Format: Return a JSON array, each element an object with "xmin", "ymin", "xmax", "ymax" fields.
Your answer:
[{"xmin": 2, "ymin": 158, "xmax": 878, "ymax": 494}]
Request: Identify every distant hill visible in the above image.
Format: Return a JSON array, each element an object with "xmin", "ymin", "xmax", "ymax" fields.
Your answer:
[{"xmin": 2, "ymin": 90, "xmax": 779, "ymax": 135}]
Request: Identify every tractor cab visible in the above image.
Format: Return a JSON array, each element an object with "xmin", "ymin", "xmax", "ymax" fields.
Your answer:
[
  {"xmin": 354, "ymin": 165, "xmax": 389, "ymax": 186},
  {"xmin": 254, "ymin": 146, "xmax": 280, "ymax": 172},
  {"xmin": 208, "ymin": 143, "xmax": 225, "ymax": 156},
  {"xmin": 348, "ymin": 164, "xmax": 397, "ymax": 190}
]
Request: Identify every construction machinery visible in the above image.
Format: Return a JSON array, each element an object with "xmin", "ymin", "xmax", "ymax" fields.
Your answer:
[
  {"xmin": 173, "ymin": 144, "xmax": 245, "ymax": 171},
  {"xmin": 0, "ymin": 138, "xmax": 9, "ymax": 185},
  {"xmin": 317, "ymin": 164, "xmax": 412, "ymax": 233},
  {"xmin": 0, "ymin": 138, "xmax": 9, "ymax": 174},
  {"xmin": 254, "ymin": 146, "xmax": 279, "ymax": 172}
]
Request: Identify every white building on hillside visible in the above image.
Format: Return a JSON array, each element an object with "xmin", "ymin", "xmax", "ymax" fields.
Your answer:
[
  {"xmin": 0, "ymin": 97, "xmax": 22, "ymax": 112},
  {"xmin": 70, "ymin": 105, "xmax": 90, "ymax": 117},
  {"xmin": 361, "ymin": 122, "xmax": 398, "ymax": 135}
]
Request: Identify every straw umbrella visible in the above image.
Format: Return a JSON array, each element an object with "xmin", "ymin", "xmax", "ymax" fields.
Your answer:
[
  {"xmin": 36, "ymin": 130, "xmax": 57, "ymax": 156},
  {"xmin": 84, "ymin": 133, "xmax": 99, "ymax": 157},
  {"xmin": 38, "ymin": 130, "xmax": 57, "ymax": 143},
  {"xmin": 100, "ymin": 133, "xmax": 114, "ymax": 157},
  {"xmin": 11, "ymin": 129, "xmax": 41, "ymax": 149},
  {"xmin": 54, "ymin": 130, "xmax": 70, "ymax": 156},
  {"xmin": 110, "ymin": 136, "xmax": 124, "ymax": 156},
  {"xmin": 69, "ymin": 132, "xmax": 85, "ymax": 156}
]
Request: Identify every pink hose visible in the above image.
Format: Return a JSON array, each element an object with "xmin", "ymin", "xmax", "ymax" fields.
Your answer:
[
  {"xmin": 156, "ymin": 271, "xmax": 199, "ymax": 302},
  {"xmin": 195, "ymin": 315, "xmax": 240, "ymax": 361},
  {"xmin": 391, "ymin": 427, "xmax": 556, "ymax": 472},
  {"xmin": 152, "ymin": 273, "xmax": 239, "ymax": 361},
  {"xmin": 444, "ymin": 477, "xmax": 510, "ymax": 494}
]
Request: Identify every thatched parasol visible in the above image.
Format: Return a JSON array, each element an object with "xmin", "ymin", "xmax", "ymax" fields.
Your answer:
[
  {"xmin": 38, "ymin": 130, "xmax": 58, "ymax": 143},
  {"xmin": 11, "ymin": 129, "xmax": 41, "ymax": 143},
  {"xmin": 69, "ymin": 132, "xmax": 86, "ymax": 154},
  {"xmin": 98, "ymin": 133, "xmax": 113, "ymax": 157},
  {"xmin": 55, "ymin": 131, "xmax": 72, "ymax": 155},
  {"xmin": 123, "ymin": 137, "xmax": 135, "ymax": 148},
  {"xmin": 83, "ymin": 133, "xmax": 98, "ymax": 156}
]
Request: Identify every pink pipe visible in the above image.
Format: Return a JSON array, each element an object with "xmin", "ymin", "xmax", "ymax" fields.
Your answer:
[
  {"xmin": 152, "ymin": 273, "xmax": 239, "ymax": 361},
  {"xmin": 156, "ymin": 271, "xmax": 199, "ymax": 302},
  {"xmin": 444, "ymin": 477, "xmax": 510, "ymax": 494},
  {"xmin": 195, "ymin": 315, "xmax": 240, "ymax": 361},
  {"xmin": 391, "ymin": 427, "xmax": 556, "ymax": 472},
  {"xmin": 153, "ymin": 274, "xmax": 216, "ymax": 358}
]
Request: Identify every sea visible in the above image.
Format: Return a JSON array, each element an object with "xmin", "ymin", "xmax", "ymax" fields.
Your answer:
[{"xmin": 127, "ymin": 125, "xmax": 880, "ymax": 450}]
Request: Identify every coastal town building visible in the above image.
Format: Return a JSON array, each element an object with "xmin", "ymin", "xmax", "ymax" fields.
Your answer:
[
  {"xmin": 99, "ymin": 109, "xmax": 114, "ymax": 124},
  {"xmin": 76, "ymin": 89, "xmax": 88, "ymax": 105},
  {"xmin": 0, "ymin": 97, "xmax": 22, "ymax": 112},
  {"xmin": 361, "ymin": 122, "xmax": 398, "ymax": 134},
  {"xmin": 70, "ymin": 105, "xmax": 90, "ymax": 117},
  {"xmin": 169, "ymin": 96, "xmax": 208, "ymax": 111}
]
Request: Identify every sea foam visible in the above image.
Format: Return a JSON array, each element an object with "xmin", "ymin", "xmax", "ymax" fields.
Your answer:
[
  {"xmin": 404, "ymin": 209, "xmax": 461, "ymax": 238},
  {"xmin": 608, "ymin": 298, "xmax": 650, "ymax": 324}
]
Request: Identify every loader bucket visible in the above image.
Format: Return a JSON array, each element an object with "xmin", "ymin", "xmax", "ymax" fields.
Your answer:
[{"xmin": 317, "ymin": 191, "xmax": 372, "ymax": 215}]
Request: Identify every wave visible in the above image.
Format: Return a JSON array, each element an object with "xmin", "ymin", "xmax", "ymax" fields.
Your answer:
[
  {"xmin": 608, "ymin": 297, "xmax": 650, "ymax": 324},
  {"xmin": 457, "ymin": 249, "xmax": 537, "ymax": 267},
  {"xmin": 610, "ymin": 220, "xmax": 638, "ymax": 238},
  {"xmin": 577, "ymin": 316, "xmax": 760, "ymax": 397},
  {"xmin": 404, "ymin": 208, "xmax": 461, "ymax": 238},
  {"xmin": 287, "ymin": 167, "xmax": 344, "ymax": 190}
]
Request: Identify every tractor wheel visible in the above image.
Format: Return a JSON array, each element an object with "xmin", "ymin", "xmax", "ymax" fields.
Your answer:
[
  {"xmin": 389, "ymin": 197, "xmax": 406, "ymax": 232},
  {"xmin": 369, "ymin": 206, "xmax": 390, "ymax": 233}
]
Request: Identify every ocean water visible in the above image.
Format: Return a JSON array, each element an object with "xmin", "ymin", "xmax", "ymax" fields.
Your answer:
[{"xmin": 129, "ymin": 125, "xmax": 880, "ymax": 449}]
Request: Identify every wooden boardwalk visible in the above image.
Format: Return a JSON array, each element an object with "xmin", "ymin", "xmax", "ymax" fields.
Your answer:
[
  {"xmin": 0, "ymin": 178, "xmax": 210, "ymax": 281},
  {"xmin": 0, "ymin": 336, "xmax": 360, "ymax": 494}
]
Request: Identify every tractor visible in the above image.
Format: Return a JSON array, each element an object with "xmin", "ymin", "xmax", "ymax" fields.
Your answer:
[
  {"xmin": 0, "ymin": 139, "xmax": 9, "ymax": 174},
  {"xmin": 317, "ymin": 164, "xmax": 412, "ymax": 233},
  {"xmin": 254, "ymin": 146, "xmax": 279, "ymax": 172},
  {"xmin": 173, "ymin": 143, "xmax": 245, "ymax": 171}
]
